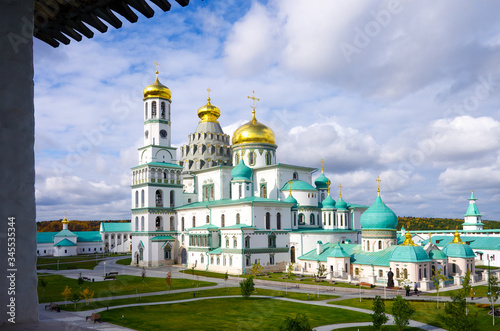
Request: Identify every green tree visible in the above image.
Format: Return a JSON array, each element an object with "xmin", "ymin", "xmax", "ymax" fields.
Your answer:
[
  {"xmin": 371, "ymin": 295, "xmax": 388, "ymax": 330},
  {"xmin": 316, "ymin": 263, "xmax": 326, "ymax": 281},
  {"xmin": 391, "ymin": 295, "xmax": 415, "ymax": 331},
  {"xmin": 224, "ymin": 271, "xmax": 229, "ymax": 289},
  {"xmin": 487, "ymin": 275, "xmax": 500, "ymax": 311},
  {"xmin": 240, "ymin": 275, "xmax": 255, "ymax": 299},
  {"xmin": 70, "ymin": 292, "xmax": 82, "ymax": 310},
  {"xmin": 287, "ymin": 263, "xmax": 295, "ymax": 279},
  {"xmin": 442, "ymin": 291, "xmax": 478, "ymax": 331},
  {"xmin": 38, "ymin": 277, "xmax": 48, "ymax": 301},
  {"xmin": 462, "ymin": 269, "xmax": 472, "ymax": 297},
  {"xmin": 278, "ymin": 313, "xmax": 312, "ymax": 331},
  {"xmin": 431, "ymin": 268, "xmax": 447, "ymax": 309},
  {"xmin": 250, "ymin": 259, "xmax": 264, "ymax": 277}
]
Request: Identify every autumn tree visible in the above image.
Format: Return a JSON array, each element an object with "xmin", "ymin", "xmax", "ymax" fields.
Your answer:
[{"xmin": 61, "ymin": 286, "xmax": 72, "ymax": 306}]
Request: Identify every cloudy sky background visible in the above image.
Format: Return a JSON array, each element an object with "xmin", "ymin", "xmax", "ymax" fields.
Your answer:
[{"xmin": 34, "ymin": 0, "xmax": 500, "ymax": 221}]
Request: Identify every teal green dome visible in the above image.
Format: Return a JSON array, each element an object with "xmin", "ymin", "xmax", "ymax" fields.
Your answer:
[
  {"xmin": 441, "ymin": 231, "xmax": 475, "ymax": 258},
  {"xmin": 280, "ymin": 180, "xmax": 316, "ymax": 191},
  {"xmin": 231, "ymin": 160, "xmax": 252, "ymax": 181},
  {"xmin": 391, "ymin": 245, "xmax": 431, "ymax": 262},
  {"xmin": 284, "ymin": 194, "xmax": 298, "ymax": 207},
  {"xmin": 314, "ymin": 172, "xmax": 330, "ymax": 189},
  {"xmin": 429, "ymin": 249, "xmax": 447, "ymax": 260},
  {"xmin": 336, "ymin": 197, "xmax": 347, "ymax": 210},
  {"xmin": 360, "ymin": 196, "xmax": 397, "ymax": 230},
  {"xmin": 322, "ymin": 195, "xmax": 336, "ymax": 209}
]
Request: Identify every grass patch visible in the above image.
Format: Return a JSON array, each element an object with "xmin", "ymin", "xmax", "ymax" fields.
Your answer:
[
  {"xmin": 115, "ymin": 258, "xmax": 131, "ymax": 266},
  {"xmin": 332, "ymin": 298, "xmax": 500, "ymax": 331},
  {"xmin": 424, "ymin": 285, "xmax": 490, "ymax": 297},
  {"xmin": 101, "ymin": 297, "xmax": 371, "ymax": 330},
  {"xmin": 37, "ymin": 255, "xmax": 108, "ymax": 270},
  {"xmin": 336, "ymin": 327, "xmax": 421, "ymax": 331},
  {"xmin": 37, "ymin": 274, "xmax": 215, "ymax": 303},
  {"xmin": 62, "ymin": 286, "xmax": 339, "ymax": 311},
  {"xmin": 181, "ymin": 269, "xmax": 372, "ymax": 289},
  {"xmin": 476, "ymin": 265, "xmax": 500, "ymax": 270}
]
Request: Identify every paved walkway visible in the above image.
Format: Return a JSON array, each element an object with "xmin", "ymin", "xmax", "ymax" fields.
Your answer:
[{"xmin": 28, "ymin": 257, "xmax": 495, "ymax": 330}]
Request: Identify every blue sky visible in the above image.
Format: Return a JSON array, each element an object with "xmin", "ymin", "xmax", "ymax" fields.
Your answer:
[{"xmin": 33, "ymin": 0, "xmax": 500, "ymax": 222}]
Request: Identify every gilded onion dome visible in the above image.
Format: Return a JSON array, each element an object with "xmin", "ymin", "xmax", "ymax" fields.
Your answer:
[
  {"xmin": 61, "ymin": 216, "xmax": 69, "ymax": 224},
  {"xmin": 232, "ymin": 110, "xmax": 276, "ymax": 145},
  {"xmin": 197, "ymin": 97, "xmax": 221, "ymax": 123},
  {"xmin": 143, "ymin": 71, "xmax": 172, "ymax": 100}
]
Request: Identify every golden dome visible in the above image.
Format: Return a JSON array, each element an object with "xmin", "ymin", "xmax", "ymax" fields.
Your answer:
[
  {"xmin": 143, "ymin": 71, "xmax": 171, "ymax": 100},
  {"xmin": 197, "ymin": 97, "xmax": 220, "ymax": 122},
  {"xmin": 62, "ymin": 216, "xmax": 69, "ymax": 224},
  {"xmin": 232, "ymin": 110, "xmax": 276, "ymax": 145}
]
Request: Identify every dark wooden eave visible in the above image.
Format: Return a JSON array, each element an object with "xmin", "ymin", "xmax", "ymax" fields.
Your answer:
[{"xmin": 34, "ymin": 0, "xmax": 190, "ymax": 47}]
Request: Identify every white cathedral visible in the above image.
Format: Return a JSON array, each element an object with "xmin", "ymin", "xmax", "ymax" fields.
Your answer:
[{"xmin": 130, "ymin": 72, "xmax": 481, "ymax": 287}]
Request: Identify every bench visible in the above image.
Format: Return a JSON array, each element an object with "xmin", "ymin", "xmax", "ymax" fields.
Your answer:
[
  {"xmin": 86, "ymin": 313, "xmax": 102, "ymax": 324},
  {"xmin": 44, "ymin": 303, "xmax": 60, "ymax": 312},
  {"xmin": 106, "ymin": 272, "xmax": 118, "ymax": 276}
]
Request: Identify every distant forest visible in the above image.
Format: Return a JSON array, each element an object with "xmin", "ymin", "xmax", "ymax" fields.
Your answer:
[
  {"xmin": 37, "ymin": 217, "xmax": 500, "ymax": 232},
  {"xmin": 36, "ymin": 219, "xmax": 130, "ymax": 232},
  {"xmin": 397, "ymin": 216, "xmax": 500, "ymax": 231}
]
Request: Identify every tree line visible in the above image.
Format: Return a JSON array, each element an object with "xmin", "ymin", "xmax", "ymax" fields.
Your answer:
[
  {"xmin": 397, "ymin": 216, "xmax": 500, "ymax": 231},
  {"xmin": 36, "ymin": 220, "xmax": 130, "ymax": 232}
]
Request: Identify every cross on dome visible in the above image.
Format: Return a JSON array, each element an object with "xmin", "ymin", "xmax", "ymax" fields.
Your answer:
[
  {"xmin": 207, "ymin": 87, "xmax": 211, "ymax": 101},
  {"xmin": 338, "ymin": 183, "xmax": 343, "ymax": 198},
  {"xmin": 376, "ymin": 176, "xmax": 381, "ymax": 196},
  {"xmin": 247, "ymin": 90, "xmax": 260, "ymax": 116},
  {"xmin": 154, "ymin": 60, "xmax": 160, "ymax": 73},
  {"xmin": 320, "ymin": 158, "xmax": 324, "ymax": 173}
]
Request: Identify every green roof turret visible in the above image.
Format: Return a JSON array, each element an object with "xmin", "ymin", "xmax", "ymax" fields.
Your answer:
[
  {"xmin": 360, "ymin": 177, "xmax": 398, "ymax": 230},
  {"xmin": 231, "ymin": 160, "xmax": 252, "ymax": 181}
]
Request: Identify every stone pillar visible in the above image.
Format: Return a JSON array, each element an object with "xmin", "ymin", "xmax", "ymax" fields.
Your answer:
[
  {"xmin": 483, "ymin": 270, "xmax": 490, "ymax": 283},
  {"xmin": 453, "ymin": 275, "xmax": 462, "ymax": 286},
  {"xmin": 0, "ymin": 0, "xmax": 38, "ymax": 325},
  {"xmin": 420, "ymin": 278, "xmax": 430, "ymax": 291}
]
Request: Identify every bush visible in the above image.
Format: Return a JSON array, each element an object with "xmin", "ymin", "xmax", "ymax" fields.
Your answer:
[
  {"xmin": 240, "ymin": 276, "xmax": 255, "ymax": 300},
  {"xmin": 278, "ymin": 313, "xmax": 312, "ymax": 331}
]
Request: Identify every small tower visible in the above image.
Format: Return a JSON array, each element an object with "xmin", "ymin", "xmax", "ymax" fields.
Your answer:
[
  {"xmin": 321, "ymin": 180, "xmax": 336, "ymax": 229},
  {"xmin": 462, "ymin": 191, "xmax": 484, "ymax": 231},
  {"xmin": 315, "ymin": 159, "xmax": 330, "ymax": 202},
  {"xmin": 61, "ymin": 214, "xmax": 69, "ymax": 230},
  {"xmin": 336, "ymin": 183, "xmax": 349, "ymax": 230}
]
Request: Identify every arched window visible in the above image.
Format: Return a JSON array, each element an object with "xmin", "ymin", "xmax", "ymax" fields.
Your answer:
[
  {"xmin": 293, "ymin": 172, "xmax": 298, "ymax": 180},
  {"xmin": 310, "ymin": 214, "xmax": 315, "ymax": 225},
  {"xmin": 161, "ymin": 102, "xmax": 166, "ymax": 119},
  {"xmin": 135, "ymin": 217, "xmax": 138, "ymax": 231},
  {"xmin": 245, "ymin": 236, "xmax": 250, "ymax": 248},
  {"xmin": 329, "ymin": 213, "xmax": 331, "ymax": 226},
  {"xmin": 235, "ymin": 153, "xmax": 240, "ymax": 165},
  {"xmin": 164, "ymin": 245, "xmax": 171, "ymax": 259},
  {"xmin": 170, "ymin": 190, "xmax": 175, "ymax": 207},
  {"xmin": 221, "ymin": 214, "xmax": 225, "ymax": 228},
  {"xmin": 236, "ymin": 213, "xmax": 240, "ymax": 224},
  {"xmin": 277, "ymin": 213, "xmax": 281, "ymax": 230},
  {"xmin": 233, "ymin": 237, "xmax": 237, "ymax": 248},
  {"xmin": 378, "ymin": 241, "xmax": 382, "ymax": 250},
  {"xmin": 170, "ymin": 216, "xmax": 175, "ymax": 231},
  {"xmin": 248, "ymin": 152, "xmax": 255, "ymax": 166},
  {"xmin": 145, "ymin": 103, "xmax": 148, "ymax": 120},
  {"xmin": 294, "ymin": 213, "xmax": 297, "ymax": 226},
  {"xmin": 260, "ymin": 184, "xmax": 267, "ymax": 198},
  {"xmin": 379, "ymin": 270, "xmax": 383, "ymax": 277},
  {"xmin": 403, "ymin": 268, "xmax": 408, "ymax": 279},
  {"xmin": 290, "ymin": 246, "xmax": 296, "ymax": 263},
  {"xmin": 265, "ymin": 152, "xmax": 271, "ymax": 165},
  {"xmin": 396, "ymin": 268, "xmax": 400, "ymax": 278},
  {"xmin": 181, "ymin": 217, "xmax": 185, "ymax": 232},
  {"xmin": 226, "ymin": 238, "xmax": 230, "ymax": 247},
  {"xmin": 200, "ymin": 254, "xmax": 204, "ymax": 264},
  {"xmin": 135, "ymin": 191, "xmax": 138, "ymax": 208},
  {"xmin": 192, "ymin": 216, "xmax": 196, "ymax": 228},
  {"xmin": 266, "ymin": 212, "xmax": 271, "ymax": 230},
  {"xmin": 141, "ymin": 216, "xmax": 144, "ymax": 231},
  {"xmin": 206, "ymin": 215, "xmax": 210, "ymax": 224},
  {"xmin": 268, "ymin": 234, "xmax": 276, "ymax": 248},
  {"xmin": 298, "ymin": 213, "xmax": 305, "ymax": 224},
  {"xmin": 155, "ymin": 216, "xmax": 162, "ymax": 231},
  {"xmin": 141, "ymin": 190, "xmax": 145, "ymax": 207},
  {"xmin": 152, "ymin": 101, "xmax": 157, "ymax": 118},
  {"xmin": 155, "ymin": 190, "xmax": 163, "ymax": 207},
  {"xmin": 238, "ymin": 184, "xmax": 242, "ymax": 198}
]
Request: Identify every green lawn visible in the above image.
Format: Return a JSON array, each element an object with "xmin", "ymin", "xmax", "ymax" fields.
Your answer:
[
  {"xmin": 425, "ymin": 285, "xmax": 490, "ymax": 298},
  {"xmin": 181, "ymin": 269, "xmax": 372, "ymax": 289},
  {"xmin": 332, "ymin": 297, "xmax": 500, "ymax": 330},
  {"xmin": 37, "ymin": 255, "xmax": 107, "ymax": 270},
  {"xmin": 101, "ymin": 297, "xmax": 371, "ymax": 330},
  {"xmin": 37, "ymin": 274, "xmax": 216, "ymax": 303},
  {"xmin": 62, "ymin": 286, "xmax": 339, "ymax": 311},
  {"xmin": 115, "ymin": 258, "xmax": 131, "ymax": 266}
]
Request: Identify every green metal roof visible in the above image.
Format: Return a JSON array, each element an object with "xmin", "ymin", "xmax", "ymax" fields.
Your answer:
[
  {"xmin": 37, "ymin": 232, "xmax": 56, "ymax": 243},
  {"xmin": 280, "ymin": 180, "xmax": 316, "ymax": 191},
  {"xmin": 336, "ymin": 197, "xmax": 347, "ymax": 210},
  {"xmin": 429, "ymin": 249, "xmax": 447, "ymax": 260},
  {"xmin": 54, "ymin": 238, "xmax": 77, "ymax": 247},
  {"xmin": 442, "ymin": 242, "xmax": 476, "ymax": 258},
  {"xmin": 54, "ymin": 229, "xmax": 77, "ymax": 237},
  {"xmin": 327, "ymin": 242, "xmax": 350, "ymax": 258},
  {"xmin": 390, "ymin": 245, "xmax": 431, "ymax": 262},
  {"xmin": 75, "ymin": 231, "xmax": 102, "ymax": 242},
  {"xmin": 176, "ymin": 196, "xmax": 293, "ymax": 210},
  {"xmin": 208, "ymin": 247, "xmax": 222, "ymax": 255},
  {"xmin": 188, "ymin": 224, "xmax": 219, "ymax": 231},
  {"xmin": 132, "ymin": 162, "xmax": 183, "ymax": 170},
  {"xmin": 322, "ymin": 195, "xmax": 336, "ymax": 209},
  {"xmin": 424, "ymin": 235, "xmax": 500, "ymax": 251},
  {"xmin": 222, "ymin": 224, "xmax": 254, "ymax": 229},
  {"xmin": 101, "ymin": 222, "xmax": 131, "ymax": 232},
  {"xmin": 151, "ymin": 235, "xmax": 175, "ymax": 241}
]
